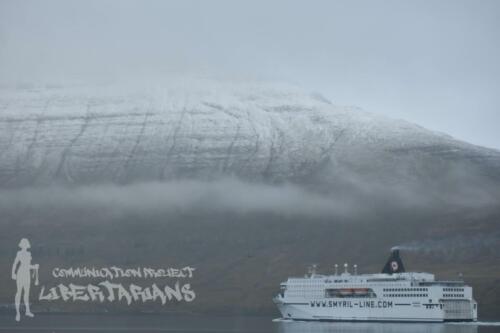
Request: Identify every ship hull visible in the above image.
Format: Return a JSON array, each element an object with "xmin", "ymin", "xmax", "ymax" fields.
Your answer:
[{"xmin": 274, "ymin": 298, "xmax": 476, "ymax": 323}]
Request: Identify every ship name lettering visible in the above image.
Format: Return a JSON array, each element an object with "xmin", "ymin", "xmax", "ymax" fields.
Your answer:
[{"xmin": 310, "ymin": 300, "xmax": 393, "ymax": 308}]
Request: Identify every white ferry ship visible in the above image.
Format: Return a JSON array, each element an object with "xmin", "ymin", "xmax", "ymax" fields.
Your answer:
[{"xmin": 274, "ymin": 248, "xmax": 477, "ymax": 322}]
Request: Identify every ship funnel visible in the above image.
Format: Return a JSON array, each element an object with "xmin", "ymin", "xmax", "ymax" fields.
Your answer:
[
  {"xmin": 353, "ymin": 264, "xmax": 358, "ymax": 275},
  {"xmin": 382, "ymin": 248, "xmax": 405, "ymax": 274},
  {"xmin": 344, "ymin": 263, "xmax": 348, "ymax": 274},
  {"xmin": 334, "ymin": 264, "xmax": 338, "ymax": 275}
]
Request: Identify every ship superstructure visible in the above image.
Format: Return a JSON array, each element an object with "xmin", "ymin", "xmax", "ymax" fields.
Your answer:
[{"xmin": 274, "ymin": 249, "xmax": 477, "ymax": 322}]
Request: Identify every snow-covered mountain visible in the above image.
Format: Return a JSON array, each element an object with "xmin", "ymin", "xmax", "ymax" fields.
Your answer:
[
  {"xmin": 1, "ymin": 80, "xmax": 499, "ymax": 188},
  {"xmin": 1, "ymin": 80, "xmax": 500, "ymax": 317}
]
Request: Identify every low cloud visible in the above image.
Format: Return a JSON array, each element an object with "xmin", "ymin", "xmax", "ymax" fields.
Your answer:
[
  {"xmin": 1, "ymin": 159, "xmax": 498, "ymax": 225},
  {"xmin": 0, "ymin": 179, "xmax": 360, "ymax": 219}
]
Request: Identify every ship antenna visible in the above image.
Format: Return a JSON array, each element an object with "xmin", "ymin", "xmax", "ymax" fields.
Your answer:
[
  {"xmin": 334, "ymin": 264, "xmax": 338, "ymax": 275},
  {"xmin": 353, "ymin": 264, "xmax": 358, "ymax": 275}
]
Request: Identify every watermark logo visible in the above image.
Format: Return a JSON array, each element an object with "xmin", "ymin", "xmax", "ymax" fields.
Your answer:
[
  {"xmin": 11, "ymin": 238, "xmax": 39, "ymax": 322},
  {"xmin": 11, "ymin": 238, "xmax": 196, "ymax": 322},
  {"xmin": 39, "ymin": 266, "xmax": 196, "ymax": 304}
]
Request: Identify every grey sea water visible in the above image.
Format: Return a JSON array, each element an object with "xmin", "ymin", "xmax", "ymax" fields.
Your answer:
[{"xmin": 0, "ymin": 315, "xmax": 499, "ymax": 333}]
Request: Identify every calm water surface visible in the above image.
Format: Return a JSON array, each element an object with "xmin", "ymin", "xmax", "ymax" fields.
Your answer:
[{"xmin": 0, "ymin": 315, "xmax": 499, "ymax": 333}]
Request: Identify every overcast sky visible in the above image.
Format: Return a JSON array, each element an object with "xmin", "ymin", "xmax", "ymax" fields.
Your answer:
[{"xmin": 1, "ymin": 0, "xmax": 499, "ymax": 149}]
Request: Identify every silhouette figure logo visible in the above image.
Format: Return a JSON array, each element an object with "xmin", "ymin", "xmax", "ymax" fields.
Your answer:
[{"xmin": 11, "ymin": 238, "xmax": 39, "ymax": 322}]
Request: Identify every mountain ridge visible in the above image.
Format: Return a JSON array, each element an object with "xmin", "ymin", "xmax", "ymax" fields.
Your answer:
[{"xmin": 1, "ymin": 81, "xmax": 499, "ymax": 188}]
